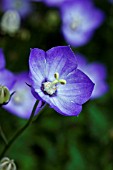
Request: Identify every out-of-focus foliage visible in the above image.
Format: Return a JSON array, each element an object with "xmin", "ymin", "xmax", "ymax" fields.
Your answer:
[{"xmin": 0, "ymin": 0, "xmax": 113, "ymax": 170}]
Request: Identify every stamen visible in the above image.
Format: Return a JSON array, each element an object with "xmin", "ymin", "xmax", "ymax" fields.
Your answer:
[
  {"xmin": 54, "ymin": 72, "xmax": 59, "ymax": 79},
  {"xmin": 59, "ymin": 79, "xmax": 66, "ymax": 85},
  {"xmin": 43, "ymin": 72, "xmax": 66, "ymax": 95}
]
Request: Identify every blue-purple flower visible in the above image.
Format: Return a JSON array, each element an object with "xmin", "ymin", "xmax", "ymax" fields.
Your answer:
[
  {"xmin": 2, "ymin": 0, "xmax": 32, "ymax": 17},
  {"xmin": 77, "ymin": 54, "xmax": 108, "ymax": 99},
  {"xmin": 4, "ymin": 72, "xmax": 41, "ymax": 119},
  {"xmin": 29, "ymin": 46, "xmax": 94, "ymax": 116},
  {"xmin": 60, "ymin": 0, "xmax": 105, "ymax": 47}
]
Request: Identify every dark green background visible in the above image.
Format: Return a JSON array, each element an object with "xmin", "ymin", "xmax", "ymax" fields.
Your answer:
[{"xmin": 0, "ymin": 0, "xmax": 113, "ymax": 169}]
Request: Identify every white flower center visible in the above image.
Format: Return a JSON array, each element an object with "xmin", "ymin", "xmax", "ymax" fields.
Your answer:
[
  {"xmin": 43, "ymin": 72, "xmax": 66, "ymax": 95},
  {"xmin": 13, "ymin": 90, "xmax": 26, "ymax": 105},
  {"xmin": 70, "ymin": 18, "xmax": 81, "ymax": 31}
]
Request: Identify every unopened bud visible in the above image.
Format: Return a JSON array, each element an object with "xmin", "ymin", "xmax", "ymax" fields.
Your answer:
[
  {"xmin": 0, "ymin": 157, "xmax": 16, "ymax": 170},
  {"xmin": 1, "ymin": 9, "xmax": 20, "ymax": 35},
  {"xmin": 0, "ymin": 86, "xmax": 10, "ymax": 105}
]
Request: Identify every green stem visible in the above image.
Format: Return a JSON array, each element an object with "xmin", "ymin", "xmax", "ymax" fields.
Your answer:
[
  {"xmin": 0, "ymin": 125, "xmax": 8, "ymax": 145},
  {"xmin": 0, "ymin": 100, "xmax": 44, "ymax": 158}
]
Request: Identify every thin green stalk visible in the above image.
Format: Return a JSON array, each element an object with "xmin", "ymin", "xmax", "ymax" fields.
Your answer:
[
  {"xmin": 0, "ymin": 125, "xmax": 8, "ymax": 145},
  {"xmin": 0, "ymin": 100, "xmax": 43, "ymax": 158}
]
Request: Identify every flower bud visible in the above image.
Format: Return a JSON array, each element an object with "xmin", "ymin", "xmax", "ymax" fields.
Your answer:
[
  {"xmin": 0, "ymin": 157, "xmax": 16, "ymax": 170},
  {"xmin": 1, "ymin": 9, "xmax": 20, "ymax": 35},
  {"xmin": 0, "ymin": 86, "xmax": 10, "ymax": 105}
]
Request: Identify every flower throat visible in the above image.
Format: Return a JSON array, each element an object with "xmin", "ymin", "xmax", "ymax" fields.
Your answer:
[{"xmin": 43, "ymin": 72, "xmax": 66, "ymax": 95}]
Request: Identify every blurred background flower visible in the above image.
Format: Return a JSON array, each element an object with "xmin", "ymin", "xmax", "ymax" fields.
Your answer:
[
  {"xmin": 76, "ymin": 53, "xmax": 109, "ymax": 99},
  {"xmin": 3, "ymin": 72, "xmax": 40, "ymax": 119},
  {"xmin": 0, "ymin": 0, "xmax": 33, "ymax": 35},
  {"xmin": 60, "ymin": 0, "xmax": 105, "ymax": 46}
]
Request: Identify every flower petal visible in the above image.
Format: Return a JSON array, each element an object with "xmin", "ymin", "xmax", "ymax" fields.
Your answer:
[
  {"xmin": 46, "ymin": 46, "xmax": 77, "ymax": 80},
  {"xmin": 91, "ymin": 81, "xmax": 108, "ymax": 99},
  {"xmin": 0, "ymin": 49, "xmax": 6, "ymax": 69},
  {"xmin": 58, "ymin": 69, "xmax": 94, "ymax": 104},
  {"xmin": 0, "ymin": 69, "xmax": 15, "ymax": 89},
  {"xmin": 84, "ymin": 63, "xmax": 108, "ymax": 98},
  {"xmin": 3, "ymin": 72, "xmax": 41, "ymax": 119},
  {"xmin": 49, "ymin": 96, "xmax": 82, "ymax": 116},
  {"xmin": 76, "ymin": 54, "xmax": 87, "ymax": 68},
  {"xmin": 84, "ymin": 63, "xmax": 107, "ymax": 80},
  {"xmin": 29, "ymin": 48, "xmax": 46, "ymax": 86},
  {"xmin": 62, "ymin": 25, "xmax": 93, "ymax": 46},
  {"xmin": 44, "ymin": 69, "xmax": 94, "ymax": 116},
  {"xmin": 77, "ymin": 55, "xmax": 108, "ymax": 99}
]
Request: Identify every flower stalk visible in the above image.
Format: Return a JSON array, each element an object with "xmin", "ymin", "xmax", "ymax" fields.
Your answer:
[
  {"xmin": 0, "ymin": 125, "xmax": 8, "ymax": 145},
  {"xmin": 0, "ymin": 100, "xmax": 45, "ymax": 158}
]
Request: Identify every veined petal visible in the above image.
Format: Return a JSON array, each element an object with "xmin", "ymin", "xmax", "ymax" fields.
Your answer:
[
  {"xmin": 0, "ymin": 69, "xmax": 15, "ymax": 89},
  {"xmin": 46, "ymin": 46, "xmax": 77, "ymax": 80},
  {"xmin": 29, "ymin": 48, "xmax": 46, "ymax": 86},
  {"xmin": 0, "ymin": 49, "xmax": 6, "ymax": 69},
  {"xmin": 58, "ymin": 69, "xmax": 94, "ymax": 104},
  {"xmin": 49, "ymin": 96, "xmax": 82, "ymax": 116}
]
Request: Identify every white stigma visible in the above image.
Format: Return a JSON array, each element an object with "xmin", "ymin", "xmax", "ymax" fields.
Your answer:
[
  {"xmin": 43, "ymin": 72, "xmax": 66, "ymax": 95},
  {"xmin": 13, "ymin": 95, "xmax": 21, "ymax": 104}
]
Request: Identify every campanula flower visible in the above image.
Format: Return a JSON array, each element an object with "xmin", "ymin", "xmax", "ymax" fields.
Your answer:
[
  {"xmin": 29, "ymin": 46, "xmax": 94, "ymax": 116},
  {"xmin": 2, "ymin": 0, "xmax": 32, "ymax": 17},
  {"xmin": 77, "ymin": 54, "xmax": 108, "ymax": 99},
  {"xmin": 3, "ymin": 72, "xmax": 42, "ymax": 119},
  {"xmin": 60, "ymin": 0, "xmax": 105, "ymax": 47}
]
